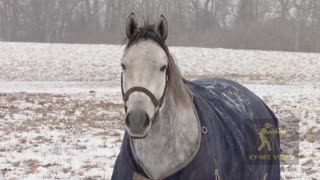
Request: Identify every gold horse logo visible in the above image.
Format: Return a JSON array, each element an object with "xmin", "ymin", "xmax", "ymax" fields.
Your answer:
[{"xmin": 258, "ymin": 122, "xmax": 285, "ymax": 152}]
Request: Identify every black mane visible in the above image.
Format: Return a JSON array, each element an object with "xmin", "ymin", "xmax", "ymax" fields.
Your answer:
[{"xmin": 126, "ymin": 22, "xmax": 167, "ymax": 50}]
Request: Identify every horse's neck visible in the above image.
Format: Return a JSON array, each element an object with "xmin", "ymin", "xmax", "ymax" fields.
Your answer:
[{"xmin": 131, "ymin": 90, "xmax": 200, "ymax": 179}]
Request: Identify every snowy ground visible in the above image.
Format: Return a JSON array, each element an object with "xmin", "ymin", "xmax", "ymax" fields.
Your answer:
[{"xmin": 0, "ymin": 42, "xmax": 319, "ymax": 179}]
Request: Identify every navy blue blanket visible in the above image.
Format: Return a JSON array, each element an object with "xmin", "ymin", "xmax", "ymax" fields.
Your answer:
[{"xmin": 112, "ymin": 78, "xmax": 280, "ymax": 180}]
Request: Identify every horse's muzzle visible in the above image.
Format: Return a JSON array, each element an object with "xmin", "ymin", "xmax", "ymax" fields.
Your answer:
[{"xmin": 125, "ymin": 109, "xmax": 151, "ymax": 138}]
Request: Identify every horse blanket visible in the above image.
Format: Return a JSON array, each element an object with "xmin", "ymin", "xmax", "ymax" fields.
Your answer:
[{"xmin": 112, "ymin": 78, "xmax": 280, "ymax": 180}]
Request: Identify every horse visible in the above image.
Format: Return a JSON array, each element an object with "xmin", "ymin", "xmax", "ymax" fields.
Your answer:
[{"xmin": 112, "ymin": 13, "xmax": 280, "ymax": 180}]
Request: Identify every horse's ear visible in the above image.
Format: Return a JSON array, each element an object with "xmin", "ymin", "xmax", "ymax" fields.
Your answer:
[
  {"xmin": 156, "ymin": 15, "xmax": 168, "ymax": 41},
  {"xmin": 125, "ymin": 13, "xmax": 138, "ymax": 39}
]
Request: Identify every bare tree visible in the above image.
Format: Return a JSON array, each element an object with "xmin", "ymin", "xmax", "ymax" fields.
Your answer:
[{"xmin": 0, "ymin": 0, "xmax": 319, "ymax": 52}]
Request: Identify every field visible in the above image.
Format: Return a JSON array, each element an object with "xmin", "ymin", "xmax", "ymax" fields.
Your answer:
[{"xmin": 0, "ymin": 42, "xmax": 319, "ymax": 179}]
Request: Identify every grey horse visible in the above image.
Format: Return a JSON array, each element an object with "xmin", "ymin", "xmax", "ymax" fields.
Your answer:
[{"xmin": 112, "ymin": 13, "xmax": 280, "ymax": 180}]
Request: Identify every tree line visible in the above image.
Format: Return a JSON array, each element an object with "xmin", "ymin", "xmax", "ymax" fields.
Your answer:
[{"xmin": 0, "ymin": 0, "xmax": 319, "ymax": 52}]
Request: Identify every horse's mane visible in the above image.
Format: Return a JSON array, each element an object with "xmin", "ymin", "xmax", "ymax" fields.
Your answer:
[{"xmin": 125, "ymin": 22, "xmax": 191, "ymax": 106}]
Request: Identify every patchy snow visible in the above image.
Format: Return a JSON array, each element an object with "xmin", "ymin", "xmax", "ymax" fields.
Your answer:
[
  {"xmin": 0, "ymin": 42, "xmax": 319, "ymax": 179},
  {"xmin": 0, "ymin": 81, "xmax": 120, "ymax": 97}
]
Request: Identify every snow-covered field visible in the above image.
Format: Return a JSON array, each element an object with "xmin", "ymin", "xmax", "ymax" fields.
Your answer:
[{"xmin": 0, "ymin": 42, "xmax": 319, "ymax": 179}]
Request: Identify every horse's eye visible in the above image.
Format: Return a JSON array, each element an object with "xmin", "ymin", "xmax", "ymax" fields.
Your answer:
[
  {"xmin": 160, "ymin": 65, "xmax": 166, "ymax": 72},
  {"xmin": 121, "ymin": 63, "xmax": 126, "ymax": 70}
]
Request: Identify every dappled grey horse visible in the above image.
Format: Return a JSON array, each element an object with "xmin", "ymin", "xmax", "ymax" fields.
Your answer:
[{"xmin": 112, "ymin": 13, "xmax": 280, "ymax": 180}]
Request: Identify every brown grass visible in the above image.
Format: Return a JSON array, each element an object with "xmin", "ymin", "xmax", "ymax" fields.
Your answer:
[
  {"xmin": 20, "ymin": 138, "xmax": 27, "ymax": 144},
  {"xmin": 12, "ymin": 161, "xmax": 21, "ymax": 167},
  {"xmin": 81, "ymin": 164, "xmax": 98, "ymax": 171},
  {"xmin": 75, "ymin": 144, "xmax": 87, "ymax": 150},
  {"xmin": 41, "ymin": 163, "xmax": 58, "ymax": 168},
  {"xmin": 1, "ymin": 168, "xmax": 12, "ymax": 176},
  {"xmin": 24, "ymin": 159, "xmax": 39, "ymax": 174},
  {"xmin": 63, "ymin": 167, "xmax": 72, "ymax": 174}
]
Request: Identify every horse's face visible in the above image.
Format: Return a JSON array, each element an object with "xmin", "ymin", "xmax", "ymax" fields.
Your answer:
[
  {"xmin": 121, "ymin": 14, "xmax": 168, "ymax": 138},
  {"xmin": 121, "ymin": 40, "xmax": 167, "ymax": 138}
]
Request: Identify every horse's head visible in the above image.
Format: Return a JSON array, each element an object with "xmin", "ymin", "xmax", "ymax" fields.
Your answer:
[{"xmin": 121, "ymin": 13, "xmax": 169, "ymax": 139}]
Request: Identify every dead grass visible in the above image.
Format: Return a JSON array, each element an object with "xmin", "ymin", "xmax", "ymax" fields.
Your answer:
[
  {"xmin": 12, "ymin": 161, "xmax": 21, "ymax": 167},
  {"xmin": 20, "ymin": 138, "xmax": 27, "ymax": 144},
  {"xmin": 61, "ymin": 136, "xmax": 66, "ymax": 143},
  {"xmin": 1, "ymin": 168, "xmax": 12, "ymax": 176},
  {"xmin": 34, "ymin": 136, "xmax": 52, "ymax": 143},
  {"xmin": 1, "ymin": 84, "xmax": 318, "ymax": 179},
  {"xmin": 78, "ymin": 171, "xmax": 84, "ymax": 176},
  {"xmin": 24, "ymin": 159, "xmax": 39, "ymax": 174},
  {"xmin": 75, "ymin": 144, "xmax": 87, "ymax": 150},
  {"xmin": 63, "ymin": 167, "xmax": 72, "ymax": 174},
  {"xmin": 41, "ymin": 163, "xmax": 58, "ymax": 168},
  {"xmin": 81, "ymin": 164, "xmax": 98, "ymax": 171}
]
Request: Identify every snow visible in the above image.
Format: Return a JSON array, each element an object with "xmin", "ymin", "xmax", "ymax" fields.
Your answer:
[{"xmin": 0, "ymin": 42, "xmax": 319, "ymax": 179}]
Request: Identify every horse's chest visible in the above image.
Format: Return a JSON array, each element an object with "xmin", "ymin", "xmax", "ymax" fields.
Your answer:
[
  {"xmin": 134, "ymin": 146, "xmax": 215, "ymax": 180},
  {"xmin": 132, "ymin": 137, "xmax": 198, "ymax": 179}
]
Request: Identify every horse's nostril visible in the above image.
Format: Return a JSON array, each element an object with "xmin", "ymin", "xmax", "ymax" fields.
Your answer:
[
  {"xmin": 143, "ymin": 114, "xmax": 150, "ymax": 128},
  {"xmin": 125, "ymin": 113, "xmax": 130, "ymax": 127},
  {"xmin": 126, "ymin": 111, "xmax": 150, "ymax": 132}
]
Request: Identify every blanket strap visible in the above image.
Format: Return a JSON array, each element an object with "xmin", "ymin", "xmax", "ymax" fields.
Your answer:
[
  {"xmin": 214, "ymin": 159, "xmax": 221, "ymax": 180},
  {"xmin": 263, "ymin": 173, "xmax": 268, "ymax": 180},
  {"xmin": 215, "ymin": 169, "xmax": 221, "ymax": 180},
  {"xmin": 192, "ymin": 89, "xmax": 221, "ymax": 180}
]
